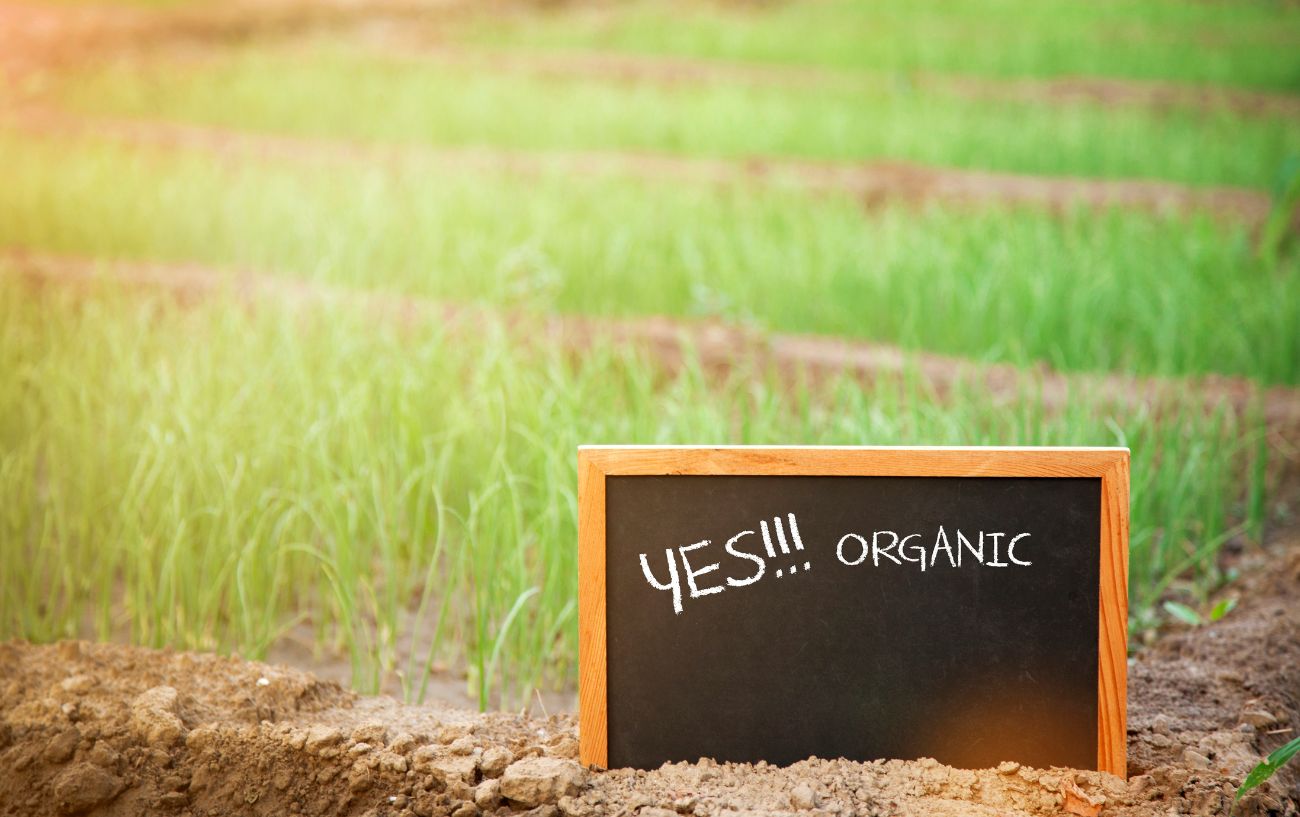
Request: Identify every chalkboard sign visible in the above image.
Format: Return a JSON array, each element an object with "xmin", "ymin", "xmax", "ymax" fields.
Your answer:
[{"xmin": 578, "ymin": 447, "xmax": 1128, "ymax": 776}]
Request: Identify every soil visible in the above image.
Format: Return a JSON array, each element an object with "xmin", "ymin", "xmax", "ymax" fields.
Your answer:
[{"xmin": 1, "ymin": 527, "xmax": 1297, "ymax": 817}]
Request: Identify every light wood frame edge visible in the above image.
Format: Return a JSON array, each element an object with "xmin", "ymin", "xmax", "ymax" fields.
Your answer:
[
  {"xmin": 577, "ymin": 448, "xmax": 609, "ymax": 769},
  {"xmin": 577, "ymin": 446, "xmax": 1129, "ymax": 778},
  {"xmin": 1098, "ymin": 454, "xmax": 1130, "ymax": 778}
]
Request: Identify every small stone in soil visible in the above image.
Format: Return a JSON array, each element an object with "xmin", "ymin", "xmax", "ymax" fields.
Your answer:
[
  {"xmin": 130, "ymin": 686, "xmax": 186, "ymax": 747},
  {"xmin": 1060, "ymin": 778, "xmax": 1105, "ymax": 817},
  {"xmin": 547, "ymin": 735, "xmax": 580, "ymax": 760},
  {"xmin": 474, "ymin": 778, "xmax": 502, "ymax": 810},
  {"xmin": 1149, "ymin": 714, "xmax": 1173, "ymax": 735},
  {"xmin": 52, "ymin": 762, "xmax": 124, "ymax": 814},
  {"xmin": 303, "ymin": 725, "xmax": 343, "ymax": 754},
  {"xmin": 480, "ymin": 746, "xmax": 513, "ymax": 778},
  {"xmin": 156, "ymin": 791, "xmax": 189, "ymax": 809},
  {"xmin": 1240, "ymin": 709, "xmax": 1277, "ymax": 728},
  {"xmin": 42, "ymin": 728, "xmax": 80, "ymax": 764},
  {"xmin": 422, "ymin": 753, "xmax": 478, "ymax": 786},
  {"xmin": 389, "ymin": 732, "xmax": 418, "ymax": 754},
  {"xmin": 500, "ymin": 757, "xmax": 586, "ymax": 807},
  {"xmin": 351, "ymin": 724, "xmax": 389, "ymax": 745},
  {"xmin": 791, "ymin": 782, "xmax": 818, "ymax": 810},
  {"xmin": 1182, "ymin": 748, "xmax": 1212, "ymax": 768}
]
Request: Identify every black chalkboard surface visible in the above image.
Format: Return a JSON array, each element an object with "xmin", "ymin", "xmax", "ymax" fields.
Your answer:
[{"xmin": 577, "ymin": 448, "xmax": 1129, "ymax": 776}]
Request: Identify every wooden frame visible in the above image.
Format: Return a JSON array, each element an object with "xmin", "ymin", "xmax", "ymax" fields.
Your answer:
[{"xmin": 578, "ymin": 446, "xmax": 1129, "ymax": 777}]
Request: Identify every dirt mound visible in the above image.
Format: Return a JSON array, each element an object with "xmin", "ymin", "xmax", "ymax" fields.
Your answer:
[
  {"xmin": 2, "ymin": 531, "xmax": 1298, "ymax": 817},
  {"xmin": 0, "ymin": 641, "xmax": 581, "ymax": 816}
]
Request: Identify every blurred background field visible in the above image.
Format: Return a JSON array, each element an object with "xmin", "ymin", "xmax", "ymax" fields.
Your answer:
[{"xmin": 0, "ymin": 0, "xmax": 1297, "ymax": 711}]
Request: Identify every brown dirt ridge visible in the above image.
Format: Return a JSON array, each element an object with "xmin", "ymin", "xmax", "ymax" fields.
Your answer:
[
  {"xmin": 2, "ymin": 105, "xmax": 1282, "ymax": 228},
  {"xmin": 1, "ymin": 531, "xmax": 1298, "ymax": 817},
  {"xmin": 7, "ymin": 250, "xmax": 1300, "ymax": 445},
  {"xmin": 0, "ymin": 0, "xmax": 479, "ymax": 81}
]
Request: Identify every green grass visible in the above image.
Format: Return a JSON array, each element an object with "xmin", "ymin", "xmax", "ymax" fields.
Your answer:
[
  {"xmin": 42, "ymin": 44, "xmax": 1300, "ymax": 189},
  {"xmin": 2, "ymin": 132, "xmax": 1297, "ymax": 385},
  {"xmin": 0, "ymin": 281, "xmax": 1271, "ymax": 704},
  {"xmin": 463, "ymin": 0, "xmax": 1300, "ymax": 91}
]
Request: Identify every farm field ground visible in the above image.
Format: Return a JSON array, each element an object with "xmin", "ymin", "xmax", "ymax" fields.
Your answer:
[{"xmin": 1, "ymin": 0, "xmax": 1299, "ymax": 815}]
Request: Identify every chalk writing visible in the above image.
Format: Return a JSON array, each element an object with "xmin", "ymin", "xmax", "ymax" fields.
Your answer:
[{"xmin": 638, "ymin": 516, "xmax": 1032, "ymax": 613}]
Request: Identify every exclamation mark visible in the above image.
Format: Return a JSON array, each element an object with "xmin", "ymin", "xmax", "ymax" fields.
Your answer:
[
  {"xmin": 772, "ymin": 516, "xmax": 792, "ymax": 554},
  {"xmin": 759, "ymin": 520, "xmax": 777, "ymax": 558},
  {"xmin": 787, "ymin": 513, "xmax": 805, "ymax": 551}
]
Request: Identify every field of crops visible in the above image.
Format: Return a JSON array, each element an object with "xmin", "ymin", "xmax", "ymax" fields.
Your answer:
[{"xmin": 1, "ymin": 0, "xmax": 1297, "ymax": 711}]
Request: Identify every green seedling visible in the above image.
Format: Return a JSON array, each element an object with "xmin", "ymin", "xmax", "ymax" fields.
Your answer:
[
  {"xmin": 1163, "ymin": 601, "xmax": 1203, "ymax": 626},
  {"xmin": 1162, "ymin": 597, "xmax": 1237, "ymax": 627},
  {"xmin": 1237, "ymin": 735, "xmax": 1300, "ymax": 804},
  {"xmin": 1210, "ymin": 598, "xmax": 1239, "ymax": 622}
]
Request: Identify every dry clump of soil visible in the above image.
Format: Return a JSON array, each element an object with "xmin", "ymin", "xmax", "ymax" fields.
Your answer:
[{"xmin": 2, "ymin": 537, "xmax": 1298, "ymax": 817}]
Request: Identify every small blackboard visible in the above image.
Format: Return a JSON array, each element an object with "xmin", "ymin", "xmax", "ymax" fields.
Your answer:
[{"xmin": 578, "ymin": 447, "xmax": 1128, "ymax": 776}]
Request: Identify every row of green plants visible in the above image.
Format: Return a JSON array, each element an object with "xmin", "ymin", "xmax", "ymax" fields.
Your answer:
[
  {"xmin": 460, "ymin": 0, "xmax": 1300, "ymax": 90},
  {"xmin": 3, "ymin": 132, "xmax": 1297, "ymax": 384},
  {"xmin": 0, "ymin": 282, "xmax": 1272, "ymax": 708},
  {"xmin": 43, "ymin": 41, "xmax": 1300, "ymax": 189}
]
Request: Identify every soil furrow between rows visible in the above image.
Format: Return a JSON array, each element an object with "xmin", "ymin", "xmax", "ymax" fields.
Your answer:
[
  {"xmin": 7, "ymin": 250, "xmax": 1299, "ymax": 445},
  {"xmin": 378, "ymin": 44, "xmax": 1300, "ymax": 121},
  {"xmin": 1, "ymin": 106, "xmax": 1282, "ymax": 227},
  {"xmin": 4, "ymin": 0, "xmax": 1298, "ymax": 122}
]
